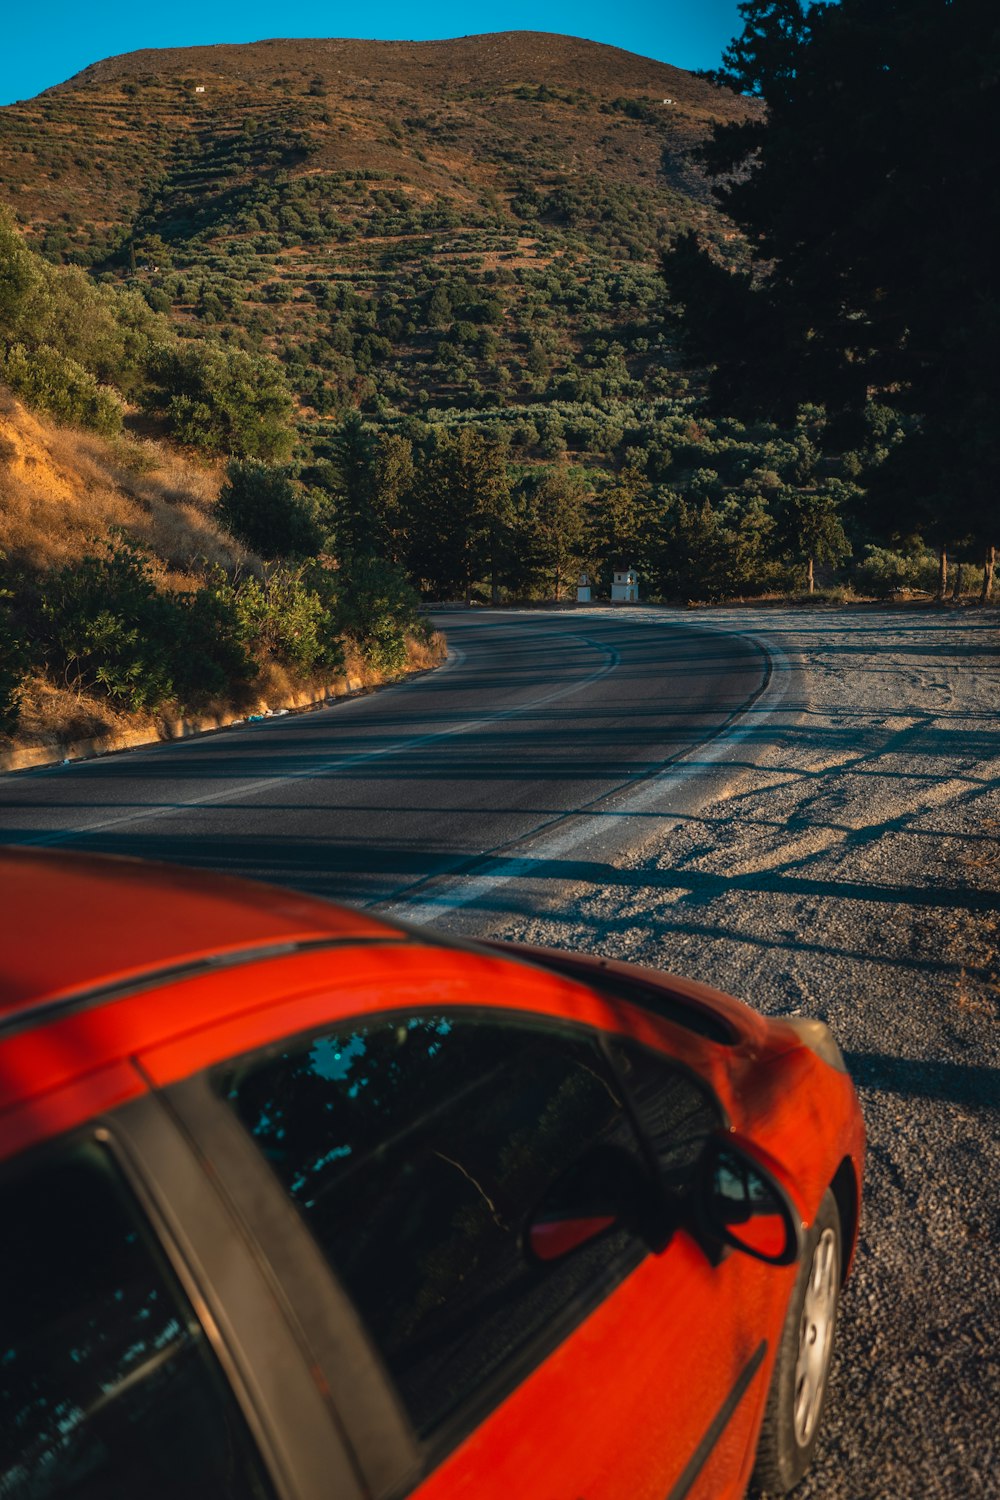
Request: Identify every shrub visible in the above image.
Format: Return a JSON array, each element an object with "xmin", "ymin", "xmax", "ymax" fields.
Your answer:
[
  {"xmin": 40, "ymin": 538, "xmax": 255, "ymax": 713},
  {"xmin": 0, "ymin": 344, "xmax": 123, "ymax": 435},
  {"xmin": 219, "ymin": 566, "xmax": 342, "ymax": 674},
  {"xmin": 143, "ymin": 287, "xmax": 173, "ymax": 315},
  {"xmin": 169, "ymin": 585, "xmax": 254, "ymax": 704},
  {"xmin": 328, "ymin": 555, "xmax": 424, "ymax": 673},
  {"xmin": 218, "ymin": 460, "xmax": 324, "ymax": 559},
  {"xmin": 0, "ymin": 582, "xmax": 29, "ymax": 734},
  {"xmin": 41, "ymin": 539, "xmax": 177, "ymax": 710},
  {"xmin": 853, "ymin": 544, "xmax": 939, "ymax": 597},
  {"xmin": 148, "ymin": 343, "xmax": 294, "ymax": 460}
]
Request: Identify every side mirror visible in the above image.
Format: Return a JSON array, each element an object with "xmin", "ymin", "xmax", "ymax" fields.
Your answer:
[
  {"xmin": 525, "ymin": 1144, "xmax": 663, "ymax": 1265},
  {"xmin": 701, "ymin": 1136, "xmax": 804, "ymax": 1266}
]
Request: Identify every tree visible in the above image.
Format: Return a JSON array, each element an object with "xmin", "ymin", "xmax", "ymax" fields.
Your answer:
[
  {"xmin": 0, "ymin": 207, "xmax": 47, "ymax": 343},
  {"xmin": 323, "ymin": 412, "xmax": 378, "ymax": 560},
  {"xmin": 0, "ymin": 208, "xmax": 163, "ymax": 428},
  {"xmin": 372, "ymin": 434, "xmax": 415, "ymax": 566},
  {"xmin": 776, "ymin": 481, "xmax": 853, "ymax": 593},
  {"xmin": 588, "ymin": 467, "xmax": 656, "ymax": 584},
  {"xmin": 426, "ymin": 286, "xmax": 453, "ymax": 329},
  {"xmin": 664, "ymin": 0, "xmax": 1000, "ymax": 555},
  {"xmin": 404, "ymin": 429, "xmax": 512, "ymax": 603},
  {"xmin": 658, "ymin": 496, "xmax": 728, "ymax": 601},
  {"xmin": 218, "ymin": 461, "xmax": 323, "ymax": 560},
  {"xmin": 149, "ymin": 343, "xmax": 294, "ymax": 460},
  {"xmin": 527, "ymin": 470, "xmax": 588, "ymax": 601},
  {"xmin": 658, "ymin": 492, "xmax": 777, "ymax": 602}
]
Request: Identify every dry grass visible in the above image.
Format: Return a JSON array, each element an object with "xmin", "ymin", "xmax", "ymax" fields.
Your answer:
[
  {"xmin": 13, "ymin": 675, "xmax": 154, "ymax": 747},
  {"xmin": 0, "ymin": 390, "xmax": 247, "ymax": 575},
  {"xmin": 406, "ymin": 629, "xmax": 448, "ymax": 670}
]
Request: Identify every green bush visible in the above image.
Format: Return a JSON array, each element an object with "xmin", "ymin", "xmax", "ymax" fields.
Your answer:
[
  {"xmin": 0, "ymin": 209, "xmax": 162, "ymax": 406},
  {"xmin": 40, "ymin": 538, "xmax": 255, "ymax": 713},
  {"xmin": 146, "ymin": 342, "xmax": 294, "ymax": 460},
  {"xmin": 170, "ymin": 585, "xmax": 254, "ymax": 704},
  {"xmin": 42, "ymin": 539, "xmax": 177, "ymax": 710},
  {"xmin": 0, "ymin": 344, "xmax": 123, "ymax": 435},
  {"xmin": 218, "ymin": 460, "xmax": 324, "ymax": 559},
  {"xmin": 0, "ymin": 582, "xmax": 29, "ymax": 734},
  {"xmin": 326, "ymin": 555, "xmax": 423, "ymax": 673},
  {"xmin": 143, "ymin": 287, "xmax": 173, "ymax": 314},
  {"xmin": 853, "ymin": 544, "xmax": 939, "ymax": 597},
  {"xmin": 218, "ymin": 566, "xmax": 342, "ymax": 674}
]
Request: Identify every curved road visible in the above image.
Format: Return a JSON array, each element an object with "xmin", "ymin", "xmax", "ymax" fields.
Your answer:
[{"xmin": 0, "ymin": 612, "xmax": 770, "ymax": 927}]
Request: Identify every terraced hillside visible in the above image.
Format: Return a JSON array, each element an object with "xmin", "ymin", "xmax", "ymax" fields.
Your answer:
[{"xmin": 0, "ymin": 33, "xmax": 751, "ymax": 438}]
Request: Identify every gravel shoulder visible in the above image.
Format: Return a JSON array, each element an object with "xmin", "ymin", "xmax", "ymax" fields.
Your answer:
[{"xmin": 464, "ymin": 605, "xmax": 1000, "ymax": 1499}]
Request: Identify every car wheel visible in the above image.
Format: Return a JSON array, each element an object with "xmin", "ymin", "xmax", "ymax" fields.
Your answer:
[{"xmin": 752, "ymin": 1188, "xmax": 841, "ymax": 1494}]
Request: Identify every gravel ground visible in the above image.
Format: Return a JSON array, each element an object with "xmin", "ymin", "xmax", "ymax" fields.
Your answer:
[{"xmin": 470, "ymin": 605, "xmax": 1000, "ymax": 1500}]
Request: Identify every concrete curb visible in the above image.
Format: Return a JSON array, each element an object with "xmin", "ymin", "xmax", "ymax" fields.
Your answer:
[{"xmin": 0, "ymin": 671, "xmax": 372, "ymax": 776}]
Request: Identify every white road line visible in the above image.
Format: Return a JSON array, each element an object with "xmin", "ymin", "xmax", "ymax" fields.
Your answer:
[
  {"xmin": 12, "ymin": 633, "xmax": 620, "ymax": 848},
  {"xmin": 380, "ymin": 626, "xmax": 791, "ymax": 923}
]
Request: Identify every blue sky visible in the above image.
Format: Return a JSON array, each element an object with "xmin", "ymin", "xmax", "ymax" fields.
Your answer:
[{"xmin": 1, "ymin": 1, "xmax": 746, "ymax": 106}]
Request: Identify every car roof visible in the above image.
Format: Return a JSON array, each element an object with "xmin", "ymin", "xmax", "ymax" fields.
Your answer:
[{"xmin": 0, "ymin": 847, "xmax": 406, "ymax": 1025}]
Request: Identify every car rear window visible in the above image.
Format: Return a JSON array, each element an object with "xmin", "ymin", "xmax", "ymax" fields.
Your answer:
[
  {"xmin": 218, "ymin": 1013, "xmax": 650, "ymax": 1441},
  {"xmin": 0, "ymin": 1141, "xmax": 273, "ymax": 1500}
]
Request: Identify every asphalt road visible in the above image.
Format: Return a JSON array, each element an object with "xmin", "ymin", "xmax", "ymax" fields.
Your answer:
[{"xmin": 0, "ymin": 612, "xmax": 768, "ymax": 916}]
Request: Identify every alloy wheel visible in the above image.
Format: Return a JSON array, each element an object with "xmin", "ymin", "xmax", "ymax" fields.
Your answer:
[{"xmin": 793, "ymin": 1226, "xmax": 839, "ymax": 1447}]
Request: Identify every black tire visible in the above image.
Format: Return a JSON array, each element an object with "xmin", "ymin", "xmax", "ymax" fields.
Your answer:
[{"xmin": 752, "ymin": 1188, "xmax": 842, "ymax": 1495}]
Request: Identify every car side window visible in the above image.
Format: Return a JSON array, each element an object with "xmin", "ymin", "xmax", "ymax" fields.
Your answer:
[
  {"xmin": 609, "ymin": 1039, "xmax": 723, "ymax": 1195},
  {"xmin": 219, "ymin": 1014, "xmax": 650, "ymax": 1440},
  {"xmin": 0, "ymin": 1141, "xmax": 273, "ymax": 1500}
]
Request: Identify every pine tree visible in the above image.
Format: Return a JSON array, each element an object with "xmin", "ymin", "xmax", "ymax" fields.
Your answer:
[
  {"xmin": 403, "ymin": 429, "xmax": 512, "ymax": 602},
  {"xmin": 664, "ymin": 0, "xmax": 1000, "ymax": 558},
  {"xmin": 529, "ymin": 470, "xmax": 588, "ymax": 602}
]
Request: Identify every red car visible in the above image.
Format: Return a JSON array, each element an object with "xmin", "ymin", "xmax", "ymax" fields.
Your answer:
[{"xmin": 0, "ymin": 849, "xmax": 864, "ymax": 1500}]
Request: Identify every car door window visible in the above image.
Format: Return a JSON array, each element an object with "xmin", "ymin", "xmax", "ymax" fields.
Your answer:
[
  {"xmin": 609, "ymin": 1039, "xmax": 723, "ymax": 1196},
  {"xmin": 0, "ymin": 1140, "xmax": 273, "ymax": 1500},
  {"xmin": 218, "ymin": 1014, "xmax": 651, "ymax": 1441}
]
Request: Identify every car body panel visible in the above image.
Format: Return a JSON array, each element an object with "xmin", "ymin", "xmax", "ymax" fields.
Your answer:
[
  {"xmin": 488, "ymin": 940, "xmax": 770, "ymax": 1050},
  {"xmin": 0, "ymin": 1058, "xmax": 145, "ymax": 1162},
  {"xmin": 407, "ymin": 1231, "xmax": 781, "ymax": 1500},
  {"xmin": 491, "ymin": 940, "xmax": 867, "ymax": 1268},
  {"xmin": 0, "ymin": 847, "xmax": 402, "ymax": 1020}
]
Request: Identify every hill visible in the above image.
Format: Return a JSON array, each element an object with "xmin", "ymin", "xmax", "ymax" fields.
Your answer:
[{"xmin": 0, "ymin": 33, "xmax": 752, "ymax": 442}]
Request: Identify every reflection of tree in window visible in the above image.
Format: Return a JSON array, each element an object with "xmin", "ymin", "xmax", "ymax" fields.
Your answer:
[
  {"xmin": 0, "ymin": 1144, "xmax": 271, "ymax": 1499},
  {"xmin": 222, "ymin": 1016, "xmax": 650, "ymax": 1437},
  {"xmin": 609, "ymin": 1040, "xmax": 722, "ymax": 1195}
]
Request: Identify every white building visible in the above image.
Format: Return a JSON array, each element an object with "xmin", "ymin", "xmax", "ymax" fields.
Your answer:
[
  {"xmin": 611, "ymin": 567, "xmax": 639, "ymax": 603},
  {"xmin": 576, "ymin": 571, "xmax": 591, "ymax": 603}
]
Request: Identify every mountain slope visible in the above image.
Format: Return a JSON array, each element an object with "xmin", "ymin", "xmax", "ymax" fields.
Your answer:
[{"xmin": 0, "ymin": 34, "xmax": 750, "ymax": 438}]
